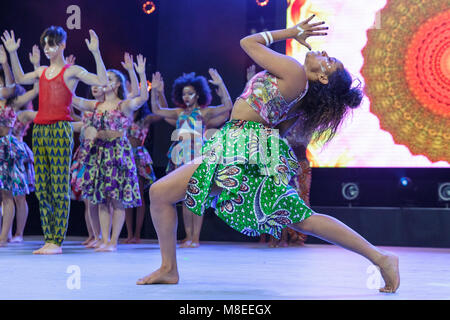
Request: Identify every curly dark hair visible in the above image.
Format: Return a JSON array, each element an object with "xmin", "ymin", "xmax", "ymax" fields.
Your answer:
[
  {"xmin": 171, "ymin": 72, "xmax": 212, "ymax": 108},
  {"xmin": 298, "ymin": 68, "xmax": 363, "ymax": 143}
]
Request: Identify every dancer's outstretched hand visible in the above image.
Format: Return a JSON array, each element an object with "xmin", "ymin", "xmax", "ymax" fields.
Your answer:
[
  {"xmin": 291, "ymin": 15, "xmax": 328, "ymax": 51},
  {"xmin": 0, "ymin": 45, "xmax": 7, "ymax": 64},
  {"xmin": 1, "ymin": 30, "xmax": 21, "ymax": 52},
  {"xmin": 66, "ymin": 54, "xmax": 76, "ymax": 66},
  {"xmin": 151, "ymin": 72, "xmax": 164, "ymax": 92},
  {"xmin": 208, "ymin": 68, "xmax": 224, "ymax": 86},
  {"xmin": 134, "ymin": 54, "xmax": 146, "ymax": 74},
  {"xmin": 121, "ymin": 52, "xmax": 134, "ymax": 71},
  {"xmin": 28, "ymin": 45, "xmax": 40, "ymax": 67},
  {"xmin": 85, "ymin": 29, "xmax": 100, "ymax": 52}
]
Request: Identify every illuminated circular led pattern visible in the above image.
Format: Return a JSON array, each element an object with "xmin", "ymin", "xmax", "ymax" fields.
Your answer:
[
  {"xmin": 142, "ymin": 1, "xmax": 156, "ymax": 15},
  {"xmin": 362, "ymin": 0, "xmax": 450, "ymax": 162},
  {"xmin": 256, "ymin": 0, "xmax": 269, "ymax": 7}
]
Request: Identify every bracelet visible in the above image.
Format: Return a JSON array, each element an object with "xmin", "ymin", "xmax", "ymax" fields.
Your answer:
[
  {"xmin": 260, "ymin": 32, "xmax": 269, "ymax": 46},
  {"xmin": 296, "ymin": 25, "xmax": 306, "ymax": 37}
]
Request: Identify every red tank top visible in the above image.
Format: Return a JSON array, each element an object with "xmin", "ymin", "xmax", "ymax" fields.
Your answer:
[{"xmin": 34, "ymin": 64, "xmax": 73, "ymax": 124}]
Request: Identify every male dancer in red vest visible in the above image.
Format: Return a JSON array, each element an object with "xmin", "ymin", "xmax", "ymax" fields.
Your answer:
[{"xmin": 2, "ymin": 27, "xmax": 108, "ymax": 254}]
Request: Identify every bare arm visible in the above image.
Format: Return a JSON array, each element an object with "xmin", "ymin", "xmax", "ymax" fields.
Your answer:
[
  {"xmin": 121, "ymin": 52, "xmax": 139, "ymax": 98},
  {"xmin": 2, "ymin": 30, "xmax": 43, "ymax": 85},
  {"xmin": 205, "ymin": 110, "xmax": 229, "ymax": 129},
  {"xmin": 71, "ymin": 96, "xmax": 97, "ymax": 112},
  {"xmin": 17, "ymin": 110, "xmax": 37, "ymax": 123},
  {"xmin": 10, "ymin": 82, "xmax": 39, "ymax": 110},
  {"xmin": 121, "ymin": 54, "xmax": 149, "ymax": 115},
  {"xmin": 0, "ymin": 44, "xmax": 16, "ymax": 98},
  {"xmin": 165, "ymin": 118, "xmax": 177, "ymax": 127},
  {"xmin": 239, "ymin": 16, "xmax": 327, "ymax": 98},
  {"xmin": 143, "ymin": 113, "xmax": 163, "ymax": 127},
  {"xmin": 69, "ymin": 30, "xmax": 108, "ymax": 86},
  {"xmin": 150, "ymin": 71, "xmax": 182, "ymax": 119},
  {"xmin": 202, "ymin": 68, "xmax": 233, "ymax": 121}
]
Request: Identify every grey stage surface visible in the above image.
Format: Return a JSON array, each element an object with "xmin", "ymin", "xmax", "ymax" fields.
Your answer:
[{"xmin": 1, "ymin": 236, "xmax": 449, "ymax": 300}]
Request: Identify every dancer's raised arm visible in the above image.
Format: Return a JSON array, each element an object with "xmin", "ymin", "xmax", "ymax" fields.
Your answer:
[
  {"xmin": 239, "ymin": 15, "xmax": 327, "ymax": 98},
  {"xmin": 150, "ymin": 71, "xmax": 183, "ymax": 119},
  {"xmin": 121, "ymin": 52, "xmax": 139, "ymax": 98},
  {"xmin": 121, "ymin": 54, "xmax": 149, "ymax": 115},
  {"xmin": 0, "ymin": 44, "xmax": 16, "ymax": 98},
  {"xmin": 202, "ymin": 68, "xmax": 232, "ymax": 121},
  {"xmin": 2, "ymin": 30, "xmax": 45, "ymax": 85},
  {"xmin": 67, "ymin": 30, "xmax": 108, "ymax": 86}
]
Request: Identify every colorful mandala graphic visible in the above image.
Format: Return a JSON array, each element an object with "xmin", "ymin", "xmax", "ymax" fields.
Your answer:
[{"xmin": 362, "ymin": 0, "xmax": 450, "ymax": 162}]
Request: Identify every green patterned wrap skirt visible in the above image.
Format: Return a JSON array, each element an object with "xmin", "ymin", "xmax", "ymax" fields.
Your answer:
[{"xmin": 185, "ymin": 120, "xmax": 314, "ymax": 239}]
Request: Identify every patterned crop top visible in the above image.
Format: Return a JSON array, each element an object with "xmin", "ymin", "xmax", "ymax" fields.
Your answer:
[
  {"xmin": 90, "ymin": 102, "xmax": 132, "ymax": 131},
  {"xmin": 176, "ymin": 107, "xmax": 205, "ymax": 135},
  {"xmin": 238, "ymin": 71, "xmax": 308, "ymax": 127},
  {"xmin": 127, "ymin": 119, "xmax": 149, "ymax": 145},
  {"xmin": 0, "ymin": 105, "xmax": 17, "ymax": 128}
]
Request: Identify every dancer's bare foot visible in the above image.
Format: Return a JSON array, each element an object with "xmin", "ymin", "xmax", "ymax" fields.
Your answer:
[
  {"xmin": 179, "ymin": 240, "xmax": 193, "ymax": 248},
  {"xmin": 189, "ymin": 241, "xmax": 200, "ymax": 248},
  {"xmin": 82, "ymin": 237, "xmax": 94, "ymax": 245},
  {"xmin": 0, "ymin": 239, "xmax": 8, "ymax": 247},
  {"xmin": 33, "ymin": 243, "xmax": 51, "ymax": 254},
  {"xmin": 177, "ymin": 237, "xmax": 190, "ymax": 244},
  {"xmin": 95, "ymin": 242, "xmax": 117, "ymax": 252},
  {"xmin": 10, "ymin": 236, "xmax": 24, "ymax": 243},
  {"xmin": 40, "ymin": 243, "xmax": 62, "ymax": 255},
  {"xmin": 134, "ymin": 238, "xmax": 142, "ymax": 244},
  {"xmin": 85, "ymin": 239, "xmax": 100, "ymax": 248},
  {"xmin": 137, "ymin": 266, "xmax": 179, "ymax": 285},
  {"xmin": 376, "ymin": 252, "xmax": 400, "ymax": 293},
  {"xmin": 94, "ymin": 240, "xmax": 105, "ymax": 249}
]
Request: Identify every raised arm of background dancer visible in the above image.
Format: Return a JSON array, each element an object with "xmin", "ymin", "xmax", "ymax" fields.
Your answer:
[
  {"xmin": 0, "ymin": 44, "xmax": 16, "ymax": 98},
  {"xmin": 150, "ymin": 72, "xmax": 181, "ymax": 119},
  {"xmin": 239, "ymin": 15, "xmax": 327, "ymax": 93},
  {"xmin": 121, "ymin": 54, "xmax": 149, "ymax": 114},
  {"xmin": 121, "ymin": 52, "xmax": 139, "ymax": 98},
  {"xmin": 10, "ymin": 82, "xmax": 39, "ymax": 111},
  {"xmin": 206, "ymin": 109, "xmax": 229, "ymax": 129},
  {"xmin": 142, "ymin": 113, "xmax": 163, "ymax": 128},
  {"xmin": 17, "ymin": 110, "xmax": 37, "ymax": 123},
  {"xmin": 70, "ymin": 30, "xmax": 107, "ymax": 86},
  {"xmin": 1, "ymin": 30, "xmax": 44, "ymax": 85},
  {"xmin": 153, "ymin": 72, "xmax": 169, "ymax": 109},
  {"xmin": 71, "ymin": 96, "xmax": 97, "ymax": 112},
  {"xmin": 203, "ymin": 68, "xmax": 232, "ymax": 121}
]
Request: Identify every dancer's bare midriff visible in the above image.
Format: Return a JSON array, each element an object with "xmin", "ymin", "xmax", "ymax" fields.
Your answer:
[{"xmin": 96, "ymin": 130, "xmax": 124, "ymax": 140}]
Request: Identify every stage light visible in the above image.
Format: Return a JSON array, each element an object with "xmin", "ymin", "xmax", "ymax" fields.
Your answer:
[
  {"xmin": 341, "ymin": 182, "xmax": 359, "ymax": 201},
  {"xmin": 142, "ymin": 1, "xmax": 156, "ymax": 15},
  {"xmin": 256, "ymin": 0, "xmax": 269, "ymax": 7},
  {"xmin": 399, "ymin": 177, "xmax": 412, "ymax": 188},
  {"xmin": 147, "ymin": 80, "xmax": 152, "ymax": 92},
  {"xmin": 438, "ymin": 183, "xmax": 450, "ymax": 202}
]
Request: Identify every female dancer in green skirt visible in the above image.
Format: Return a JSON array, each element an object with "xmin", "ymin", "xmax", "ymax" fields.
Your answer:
[{"xmin": 137, "ymin": 16, "xmax": 400, "ymax": 293}]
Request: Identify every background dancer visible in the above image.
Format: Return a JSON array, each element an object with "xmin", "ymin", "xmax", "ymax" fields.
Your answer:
[
  {"xmin": 150, "ymin": 69, "xmax": 232, "ymax": 248},
  {"xmin": 2, "ymin": 27, "xmax": 108, "ymax": 254},
  {"xmin": 0, "ymin": 45, "xmax": 38, "ymax": 246},
  {"xmin": 71, "ymin": 54, "xmax": 149, "ymax": 252}
]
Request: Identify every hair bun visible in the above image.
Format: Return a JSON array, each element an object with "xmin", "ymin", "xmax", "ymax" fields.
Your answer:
[{"xmin": 343, "ymin": 87, "xmax": 363, "ymax": 109}]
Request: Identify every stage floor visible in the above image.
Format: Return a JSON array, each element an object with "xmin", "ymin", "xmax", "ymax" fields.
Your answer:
[{"xmin": 1, "ymin": 236, "xmax": 449, "ymax": 300}]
